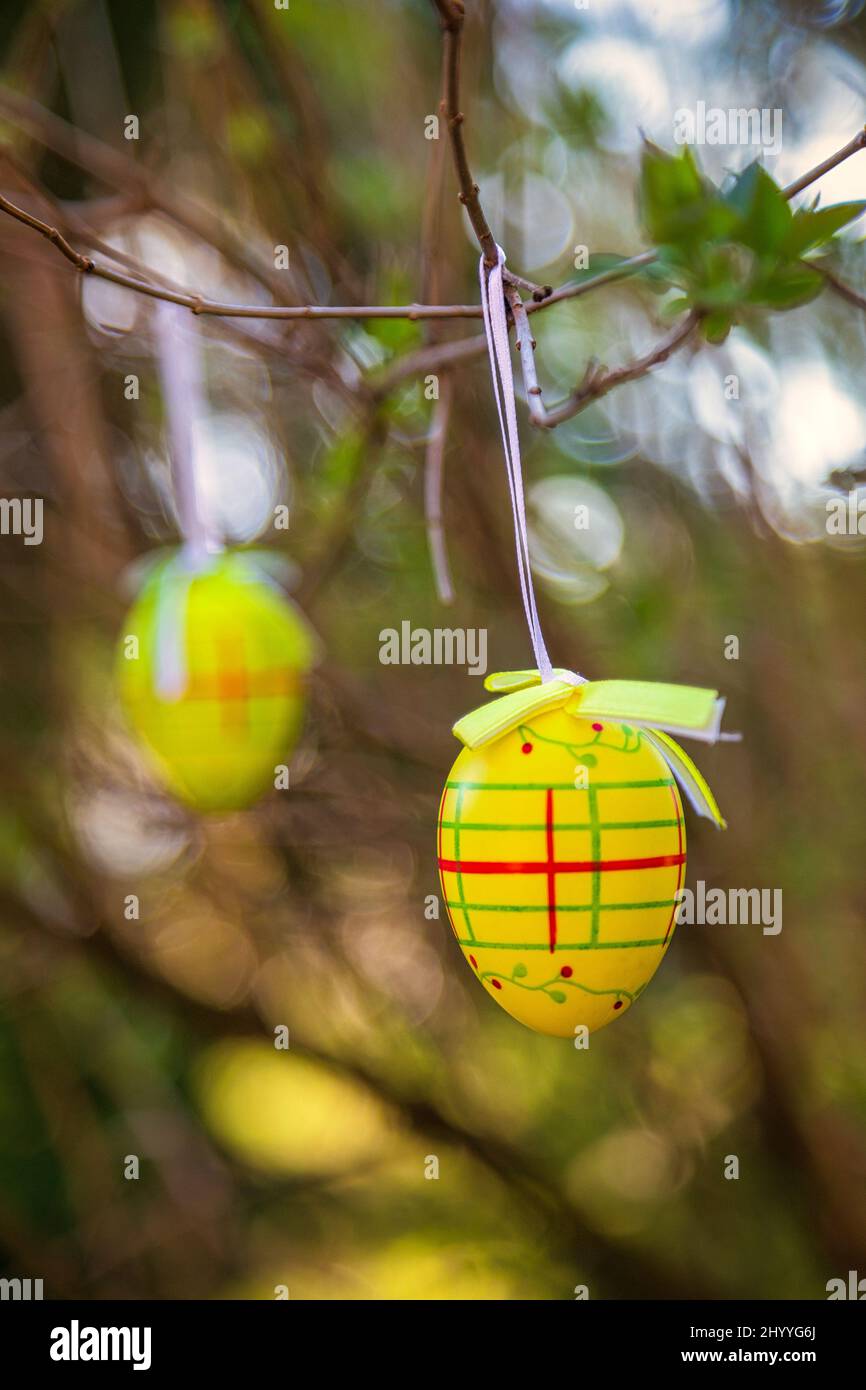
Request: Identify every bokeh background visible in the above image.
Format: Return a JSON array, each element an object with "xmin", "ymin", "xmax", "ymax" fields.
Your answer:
[{"xmin": 1, "ymin": 0, "xmax": 866, "ymax": 1300}]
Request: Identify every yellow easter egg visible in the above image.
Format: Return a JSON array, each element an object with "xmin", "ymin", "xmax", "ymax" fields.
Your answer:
[
  {"xmin": 438, "ymin": 706, "xmax": 685, "ymax": 1037},
  {"xmin": 118, "ymin": 551, "xmax": 315, "ymax": 812}
]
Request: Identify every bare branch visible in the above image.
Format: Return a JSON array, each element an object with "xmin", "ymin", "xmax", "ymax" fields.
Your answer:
[
  {"xmin": 372, "ymin": 333, "xmax": 489, "ymax": 394},
  {"xmin": 816, "ymin": 259, "xmax": 866, "ymax": 313},
  {"xmin": 506, "ymin": 265, "xmax": 701, "ymax": 429},
  {"xmin": 537, "ymin": 312, "xmax": 702, "ymax": 429},
  {"xmin": 430, "ymin": 0, "xmax": 464, "ymax": 31},
  {"xmin": 0, "ymin": 191, "xmax": 93, "ymax": 271},
  {"xmin": 783, "ymin": 126, "xmax": 866, "ymax": 200},
  {"xmin": 504, "ymin": 267, "xmax": 553, "ymax": 301},
  {"xmin": 424, "ymin": 375, "xmax": 456, "ymax": 604},
  {"xmin": 373, "ymin": 254, "xmax": 662, "ymax": 390},
  {"xmin": 432, "ymin": 0, "xmax": 548, "ymax": 303},
  {"xmin": 436, "ymin": 2, "xmax": 498, "ymax": 269},
  {"xmin": 0, "ymin": 85, "xmax": 292, "ymax": 301},
  {"xmin": 540, "ymin": 251, "xmax": 658, "ymax": 309},
  {"xmin": 0, "ymin": 190, "xmax": 485, "ymax": 319},
  {"xmin": 505, "ymin": 285, "xmax": 546, "ymax": 428},
  {"xmin": 0, "ymin": 183, "xmax": 666, "ymax": 336}
]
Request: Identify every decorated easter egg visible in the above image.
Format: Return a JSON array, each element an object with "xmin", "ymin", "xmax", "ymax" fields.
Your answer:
[
  {"xmin": 118, "ymin": 550, "xmax": 315, "ymax": 811},
  {"xmin": 438, "ymin": 704, "xmax": 686, "ymax": 1037}
]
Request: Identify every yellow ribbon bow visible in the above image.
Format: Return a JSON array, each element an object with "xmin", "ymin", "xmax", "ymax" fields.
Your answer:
[{"xmin": 453, "ymin": 669, "xmax": 729, "ymax": 829}]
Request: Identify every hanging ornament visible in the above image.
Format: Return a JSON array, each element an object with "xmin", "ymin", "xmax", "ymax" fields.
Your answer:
[
  {"xmin": 437, "ymin": 248, "xmax": 733, "ymax": 1037},
  {"xmin": 118, "ymin": 548, "xmax": 315, "ymax": 812},
  {"xmin": 117, "ymin": 304, "xmax": 316, "ymax": 812}
]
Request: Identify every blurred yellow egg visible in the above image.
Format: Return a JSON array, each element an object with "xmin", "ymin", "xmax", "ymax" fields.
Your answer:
[{"xmin": 117, "ymin": 550, "xmax": 315, "ymax": 812}]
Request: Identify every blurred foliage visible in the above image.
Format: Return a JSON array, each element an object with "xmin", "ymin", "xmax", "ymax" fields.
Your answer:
[
  {"xmin": 640, "ymin": 143, "xmax": 865, "ymax": 338},
  {"xmin": 0, "ymin": 0, "xmax": 865, "ymax": 1302}
]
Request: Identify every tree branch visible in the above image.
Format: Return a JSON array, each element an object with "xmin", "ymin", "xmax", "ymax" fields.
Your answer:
[
  {"xmin": 0, "ymin": 191, "xmax": 483, "ymax": 318},
  {"xmin": 433, "ymin": 1, "xmax": 498, "ymax": 270},
  {"xmin": 2, "ymin": 109, "xmax": 864, "ymax": 331},
  {"xmin": 504, "ymin": 256, "xmax": 701, "ymax": 430},
  {"xmin": 424, "ymin": 374, "xmax": 456, "ymax": 603},
  {"xmin": 371, "ymin": 253, "xmax": 661, "ymax": 392},
  {"xmin": 816, "ymin": 259, "xmax": 866, "ymax": 313},
  {"xmin": 783, "ymin": 125, "xmax": 866, "ymax": 199},
  {"xmin": 0, "ymin": 84, "xmax": 293, "ymax": 301},
  {"xmin": 0, "ymin": 190, "xmax": 94, "ymax": 271},
  {"xmin": 502, "ymin": 117, "xmax": 866, "ymax": 432},
  {"xmin": 1, "ymin": 63, "xmax": 865, "ymax": 429}
]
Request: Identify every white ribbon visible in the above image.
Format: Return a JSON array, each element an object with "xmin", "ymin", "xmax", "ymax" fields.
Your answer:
[
  {"xmin": 153, "ymin": 301, "xmax": 220, "ymax": 565},
  {"xmin": 151, "ymin": 302, "xmax": 222, "ymax": 699},
  {"xmin": 479, "ymin": 245, "xmax": 562, "ymax": 687}
]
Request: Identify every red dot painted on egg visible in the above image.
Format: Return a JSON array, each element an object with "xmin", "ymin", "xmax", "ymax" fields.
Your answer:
[
  {"xmin": 469, "ymin": 955, "xmax": 478, "ymax": 970},
  {"xmin": 560, "ymin": 965, "xmax": 573, "ymax": 978},
  {"xmin": 613, "ymin": 1000, "xmax": 623, "ymax": 1010},
  {"xmin": 521, "ymin": 742, "xmax": 533, "ymax": 754},
  {"xmin": 491, "ymin": 978, "xmax": 502, "ymax": 989},
  {"xmin": 592, "ymin": 722, "xmax": 603, "ymax": 732}
]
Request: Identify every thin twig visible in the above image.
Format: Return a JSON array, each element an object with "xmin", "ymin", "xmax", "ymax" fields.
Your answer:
[
  {"xmin": 434, "ymin": 2, "xmax": 498, "ymax": 269},
  {"xmin": 540, "ymin": 312, "xmax": 702, "ymax": 429},
  {"xmin": 505, "ymin": 267, "xmax": 553, "ymax": 301},
  {"xmin": 783, "ymin": 126, "xmax": 866, "ymax": 199},
  {"xmin": 0, "ymin": 84, "xmax": 293, "ymax": 300},
  {"xmin": 424, "ymin": 375, "xmax": 455, "ymax": 604},
  {"xmin": 541, "ymin": 250, "xmax": 658, "ymax": 308},
  {"xmin": 506, "ymin": 274, "xmax": 702, "ymax": 429},
  {"xmin": 420, "ymin": 107, "xmax": 449, "ymax": 311},
  {"xmin": 505, "ymin": 285, "xmax": 546, "ymax": 427},
  {"xmin": 434, "ymin": 0, "xmax": 546, "ymax": 300},
  {"xmin": 0, "ymin": 191, "xmax": 93, "ymax": 270},
  {"xmin": 372, "ymin": 332, "xmax": 490, "ymax": 394},
  {"xmin": 373, "ymin": 253, "xmax": 661, "ymax": 391},
  {"xmin": 2, "ymin": 163, "xmax": 336, "ymax": 370},
  {"xmin": 419, "ymin": 51, "xmax": 457, "ymax": 605},
  {"xmin": 0, "ymin": 194, "xmax": 479, "ymax": 318},
  {"xmin": 816, "ymin": 259, "xmax": 866, "ymax": 312},
  {"xmin": 0, "ymin": 186, "xmax": 659, "ymax": 327}
]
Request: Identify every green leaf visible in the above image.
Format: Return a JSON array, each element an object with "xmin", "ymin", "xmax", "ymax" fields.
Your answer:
[
  {"xmin": 640, "ymin": 146, "xmax": 704, "ymax": 241},
  {"xmin": 548, "ymin": 989, "xmax": 567, "ymax": 1004},
  {"xmin": 566, "ymin": 252, "xmax": 645, "ymax": 287},
  {"xmin": 512, "ymin": 963, "xmax": 528, "ymax": 979},
  {"xmin": 663, "ymin": 295, "xmax": 692, "ymax": 315},
  {"xmin": 701, "ymin": 311, "xmax": 734, "ymax": 344},
  {"xmin": 639, "ymin": 253, "xmax": 680, "ymax": 293},
  {"xmin": 785, "ymin": 202, "xmax": 866, "ymax": 257},
  {"xmin": 691, "ymin": 246, "xmax": 753, "ymax": 309},
  {"xmin": 724, "ymin": 162, "xmax": 792, "ymax": 256},
  {"xmin": 748, "ymin": 265, "xmax": 824, "ymax": 310}
]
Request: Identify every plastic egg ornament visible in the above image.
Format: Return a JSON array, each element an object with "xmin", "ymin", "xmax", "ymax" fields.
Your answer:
[
  {"xmin": 438, "ymin": 701, "xmax": 689, "ymax": 1038},
  {"xmin": 117, "ymin": 550, "xmax": 316, "ymax": 812}
]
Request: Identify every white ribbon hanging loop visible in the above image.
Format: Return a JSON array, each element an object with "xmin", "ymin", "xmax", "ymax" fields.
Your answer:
[{"xmin": 478, "ymin": 246, "xmax": 563, "ymax": 686}]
